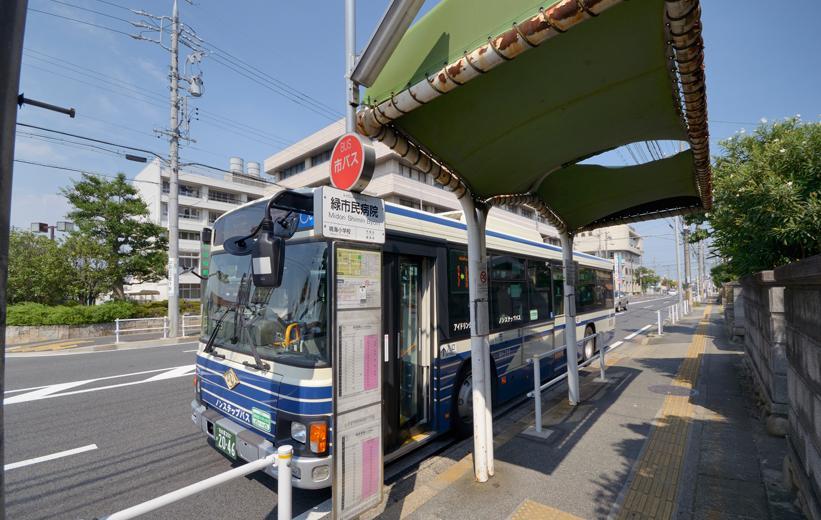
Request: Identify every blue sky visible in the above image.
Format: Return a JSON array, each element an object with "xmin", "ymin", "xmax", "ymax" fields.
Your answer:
[{"xmin": 12, "ymin": 0, "xmax": 821, "ymax": 280}]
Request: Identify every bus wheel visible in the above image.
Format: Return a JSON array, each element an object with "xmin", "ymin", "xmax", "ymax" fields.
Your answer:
[
  {"xmin": 453, "ymin": 367, "xmax": 473, "ymax": 438},
  {"xmin": 583, "ymin": 325, "xmax": 596, "ymax": 360}
]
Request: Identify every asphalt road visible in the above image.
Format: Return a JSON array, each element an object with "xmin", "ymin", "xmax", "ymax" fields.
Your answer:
[{"xmin": 3, "ymin": 295, "xmax": 676, "ymax": 520}]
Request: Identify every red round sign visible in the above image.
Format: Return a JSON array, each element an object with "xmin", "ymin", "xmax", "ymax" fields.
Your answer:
[{"xmin": 329, "ymin": 133, "xmax": 375, "ymax": 192}]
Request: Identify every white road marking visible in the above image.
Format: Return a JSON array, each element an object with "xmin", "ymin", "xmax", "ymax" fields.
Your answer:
[
  {"xmin": 294, "ymin": 498, "xmax": 332, "ymax": 520},
  {"xmin": 624, "ymin": 324, "xmax": 653, "ymax": 340},
  {"xmin": 4, "ymin": 365, "xmax": 195, "ymax": 405},
  {"xmin": 607, "ymin": 340, "xmax": 624, "ymax": 350},
  {"xmin": 4, "ymin": 444, "xmax": 98, "ymax": 471},
  {"xmin": 182, "ymin": 349, "xmax": 199, "ymax": 353},
  {"xmin": 4, "ymin": 366, "xmax": 191, "ymax": 395},
  {"xmin": 632, "ymin": 296, "xmax": 673, "ymax": 305}
]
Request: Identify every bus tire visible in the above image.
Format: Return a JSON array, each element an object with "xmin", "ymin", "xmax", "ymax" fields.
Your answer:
[
  {"xmin": 452, "ymin": 360, "xmax": 498, "ymax": 439},
  {"xmin": 582, "ymin": 324, "xmax": 597, "ymax": 360}
]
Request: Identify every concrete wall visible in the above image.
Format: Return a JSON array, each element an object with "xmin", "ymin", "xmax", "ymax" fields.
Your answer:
[
  {"xmin": 740, "ymin": 272, "xmax": 789, "ymax": 423},
  {"xmin": 5, "ymin": 323, "xmax": 116, "ymax": 346},
  {"xmin": 722, "ymin": 281, "xmax": 745, "ymax": 341},
  {"xmin": 775, "ymin": 254, "xmax": 821, "ymax": 520}
]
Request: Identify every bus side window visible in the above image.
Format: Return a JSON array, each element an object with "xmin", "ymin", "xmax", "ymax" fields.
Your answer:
[
  {"xmin": 551, "ymin": 264, "xmax": 564, "ymax": 316},
  {"xmin": 447, "ymin": 249, "xmax": 471, "ymax": 335},
  {"xmin": 527, "ymin": 261, "xmax": 551, "ymax": 322},
  {"xmin": 489, "ymin": 255, "xmax": 527, "ymax": 329}
]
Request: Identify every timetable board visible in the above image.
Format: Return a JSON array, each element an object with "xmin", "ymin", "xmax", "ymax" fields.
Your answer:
[{"xmin": 332, "ymin": 244, "xmax": 383, "ymax": 519}]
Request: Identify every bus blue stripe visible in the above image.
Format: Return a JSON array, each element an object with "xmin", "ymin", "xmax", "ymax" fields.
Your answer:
[{"xmin": 386, "ymin": 205, "xmax": 606, "ymax": 262}]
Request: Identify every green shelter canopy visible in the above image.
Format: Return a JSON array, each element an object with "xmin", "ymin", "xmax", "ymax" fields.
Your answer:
[{"xmin": 356, "ymin": 0, "xmax": 711, "ymax": 232}]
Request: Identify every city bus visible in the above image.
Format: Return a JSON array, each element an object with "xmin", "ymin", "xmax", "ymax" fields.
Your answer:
[{"xmin": 190, "ymin": 188, "xmax": 615, "ymax": 489}]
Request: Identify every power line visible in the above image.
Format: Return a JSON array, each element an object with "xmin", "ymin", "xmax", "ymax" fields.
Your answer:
[
  {"xmin": 44, "ymin": 0, "xmax": 133, "ymax": 25},
  {"xmin": 209, "ymin": 54, "xmax": 340, "ymax": 121},
  {"xmin": 13, "ymin": 158, "xmax": 159, "ymax": 184},
  {"xmin": 27, "ymin": 7, "xmax": 133, "ymax": 37},
  {"xmin": 17, "ymin": 122, "xmax": 164, "ymax": 159},
  {"xmin": 23, "ymin": 48, "xmax": 297, "ymax": 149},
  {"xmin": 204, "ymin": 44, "xmax": 342, "ymax": 117}
]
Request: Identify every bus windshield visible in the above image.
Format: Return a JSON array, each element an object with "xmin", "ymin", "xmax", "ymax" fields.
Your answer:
[{"xmin": 201, "ymin": 241, "xmax": 329, "ymax": 368}]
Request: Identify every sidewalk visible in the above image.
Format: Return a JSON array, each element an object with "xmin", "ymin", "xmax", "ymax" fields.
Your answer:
[
  {"xmin": 5, "ymin": 334, "xmax": 197, "ymax": 354},
  {"xmin": 365, "ymin": 305, "xmax": 803, "ymax": 519}
]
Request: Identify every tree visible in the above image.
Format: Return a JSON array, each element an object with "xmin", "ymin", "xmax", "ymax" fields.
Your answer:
[
  {"xmin": 63, "ymin": 233, "xmax": 112, "ymax": 305},
  {"xmin": 706, "ymin": 118, "xmax": 821, "ymax": 277},
  {"xmin": 7, "ymin": 230, "xmax": 72, "ymax": 305},
  {"xmin": 634, "ymin": 266, "xmax": 660, "ymax": 291},
  {"xmin": 710, "ymin": 263, "xmax": 735, "ymax": 289},
  {"xmin": 62, "ymin": 173, "xmax": 168, "ymax": 299}
]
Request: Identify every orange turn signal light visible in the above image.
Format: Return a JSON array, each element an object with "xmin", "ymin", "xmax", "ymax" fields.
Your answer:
[{"xmin": 309, "ymin": 422, "xmax": 328, "ymax": 454}]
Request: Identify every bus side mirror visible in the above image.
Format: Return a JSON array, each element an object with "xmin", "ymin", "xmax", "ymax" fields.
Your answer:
[{"xmin": 251, "ymin": 232, "xmax": 285, "ymax": 287}]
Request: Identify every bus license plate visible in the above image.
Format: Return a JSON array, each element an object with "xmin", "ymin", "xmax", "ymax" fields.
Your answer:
[{"xmin": 214, "ymin": 424, "xmax": 237, "ymax": 460}]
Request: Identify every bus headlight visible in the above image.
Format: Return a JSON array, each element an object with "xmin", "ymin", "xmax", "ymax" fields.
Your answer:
[{"xmin": 291, "ymin": 422, "xmax": 307, "ymax": 444}]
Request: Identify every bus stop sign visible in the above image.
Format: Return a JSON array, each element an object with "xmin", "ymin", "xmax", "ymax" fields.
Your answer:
[{"xmin": 329, "ymin": 133, "xmax": 375, "ymax": 192}]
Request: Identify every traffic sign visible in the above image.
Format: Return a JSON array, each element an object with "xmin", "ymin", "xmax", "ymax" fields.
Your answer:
[{"xmin": 329, "ymin": 133, "xmax": 375, "ymax": 192}]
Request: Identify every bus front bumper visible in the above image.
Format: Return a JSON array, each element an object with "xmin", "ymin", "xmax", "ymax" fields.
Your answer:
[{"xmin": 190, "ymin": 400, "xmax": 332, "ymax": 490}]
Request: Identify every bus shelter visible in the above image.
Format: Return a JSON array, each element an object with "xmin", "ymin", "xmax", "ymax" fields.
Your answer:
[{"xmin": 355, "ymin": 0, "xmax": 711, "ymax": 482}]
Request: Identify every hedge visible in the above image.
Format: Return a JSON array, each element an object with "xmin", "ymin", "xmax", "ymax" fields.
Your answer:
[{"xmin": 6, "ymin": 300, "xmax": 201, "ymax": 326}]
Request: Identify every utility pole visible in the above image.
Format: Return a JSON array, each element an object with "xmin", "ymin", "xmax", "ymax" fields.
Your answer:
[
  {"xmin": 674, "ymin": 217, "xmax": 684, "ymax": 309},
  {"xmin": 1, "ymin": 3, "xmax": 29, "ymax": 516},
  {"xmin": 344, "ymin": 0, "xmax": 356, "ymax": 132},
  {"xmin": 132, "ymin": 0, "xmax": 205, "ymax": 337},
  {"xmin": 167, "ymin": 0, "xmax": 181, "ymax": 337}
]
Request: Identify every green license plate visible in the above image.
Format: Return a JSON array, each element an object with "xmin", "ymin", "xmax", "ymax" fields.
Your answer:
[{"xmin": 214, "ymin": 424, "xmax": 237, "ymax": 459}]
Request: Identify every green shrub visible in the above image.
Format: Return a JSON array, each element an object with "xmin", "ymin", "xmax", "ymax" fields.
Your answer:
[
  {"xmin": 6, "ymin": 299, "xmax": 200, "ymax": 326},
  {"xmin": 7, "ymin": 302, "xmax": 52, "ymax": 326}
]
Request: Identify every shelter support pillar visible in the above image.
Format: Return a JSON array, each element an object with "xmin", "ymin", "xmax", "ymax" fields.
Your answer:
[
  {"xmin": 459, "ymin": 196, "xmax": 493, "ymax": 482},
  {"xmin": 476, "ymin": 208, "xmax": 494, "ymax": 477},
  {"xmin": 560, "ymin": 231, "xmax": 581, "ymax": 406}
]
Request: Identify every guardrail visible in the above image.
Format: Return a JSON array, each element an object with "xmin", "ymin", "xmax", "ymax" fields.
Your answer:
[
  {"xmin": 114, "ymin": 314, "xmax": 201, "ymax": 343},
  {"xmin": 98, "ymin": 446, "xmax": 293, "ymax": 520},
  {"xmin": 526, "ymin": 333, "xmax": 605, "ymax": 434}
]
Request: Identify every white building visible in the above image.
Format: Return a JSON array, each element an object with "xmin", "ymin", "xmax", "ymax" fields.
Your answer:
[
  {"xmin": 574, "ymin": 224, "xmax": 644, "ymax": 294},
  {"xmin": 126, "ymin": 158, "xmax": 272, "ymax": 301},
  {"xmin": 264, "ymin": 120, "xmax": 562, "ymax": 246}
]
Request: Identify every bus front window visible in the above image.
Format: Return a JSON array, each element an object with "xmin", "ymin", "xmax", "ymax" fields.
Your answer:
[{"xmin": 202, "ymin": 241, "xmax": 329, "ymax": 368}]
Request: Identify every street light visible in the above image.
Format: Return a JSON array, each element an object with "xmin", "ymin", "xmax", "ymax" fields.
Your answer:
[{"xmin": 31, "ymin": 221, "xmax": 74, "ymax": 240}]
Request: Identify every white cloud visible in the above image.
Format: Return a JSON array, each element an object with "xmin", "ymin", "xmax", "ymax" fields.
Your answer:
[{"xmin": 14, "ymin": 139, "xmax": 65, "ymax": 163}]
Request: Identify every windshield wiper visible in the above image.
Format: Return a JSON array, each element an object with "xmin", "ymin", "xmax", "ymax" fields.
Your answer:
[
  {"xmin": 203, "ymin": 307, "xmax": 233, "ymax": 359},
  {"xmin": 230, "ymin": 273, "xmax": 270, "ymax": 371}
]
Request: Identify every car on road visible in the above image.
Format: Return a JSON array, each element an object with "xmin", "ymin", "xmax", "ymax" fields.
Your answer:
[
  {"xmin": 615, "ymin": 291, "xmax": 629, "ymax": 312},
  {"xmin": 668, "ymin": 290, "xmax": 678, "ymax": 296}
]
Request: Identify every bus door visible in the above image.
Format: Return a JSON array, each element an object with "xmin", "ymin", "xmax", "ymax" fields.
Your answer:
[{"xmin": 382, "ymin": 253, "xmax": 433, "ymax": 453}]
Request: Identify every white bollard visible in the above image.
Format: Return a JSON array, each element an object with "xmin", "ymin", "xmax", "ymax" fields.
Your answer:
[
  {"xmin": 657, "ymin": 310, "xmax": 663, "ymax": 335},
  {"xmin": 532, "ymin": 357, "xmax": 542, "ymax": 433},
  {"xmin": 163, "ymin": 316, "xmax": 168, "ymax": 339},
  {"xmin": 277, "ymin": 445, "xmax": 293, "ymax": 520},
  {"xmin": 597, "ymin": 343, "xmax": 608, "ymax": 383},
  {"xmin": 181, "ymin": 314, "xmax": 186, "ymax": 337},
  {"xmin": 115, "ymin": 318, "xmax": 120, "ymax": 344}
]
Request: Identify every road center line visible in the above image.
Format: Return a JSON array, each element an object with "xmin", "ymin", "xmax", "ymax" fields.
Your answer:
[{"xmin": 4, "ymin": 444, "xmax": 98, "ymax": 471}]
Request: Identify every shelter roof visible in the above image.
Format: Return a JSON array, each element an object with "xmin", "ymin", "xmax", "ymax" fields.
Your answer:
[{"xmin": 356, "ymin": 0, "xmax": 710, "ymax": 231}]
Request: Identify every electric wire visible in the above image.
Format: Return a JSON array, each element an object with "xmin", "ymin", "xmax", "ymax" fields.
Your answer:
[
  {"xmin": 27, "ymin": 7, "xmax": 133, "ymax": 37},
  {"xmin": 43, "ymin": 0, "xmax": 133, "ymax": 24}
]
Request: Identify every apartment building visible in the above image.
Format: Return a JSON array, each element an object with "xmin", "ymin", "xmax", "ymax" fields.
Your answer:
[
  {"xmin": 126, "ymin": 158, "xmax": 271, "ymax": 300},
  {"xmin": 574, "ymin": 224, "xmax": 644, "ymax": 294},
  {"xmin": 263, "ymin": 120, "xmax": 562, "ymax": 246}
]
